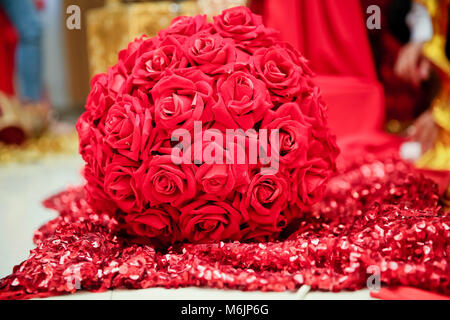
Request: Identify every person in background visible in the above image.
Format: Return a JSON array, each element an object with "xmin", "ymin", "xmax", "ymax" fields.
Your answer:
[
  {"xmin": 0, "ymin": 7, "xmax": 25, "ymax": 145},
  {"xmin": 0, "ymin": 0, "xmax": 49, "ymax": 138},
  {"xmin": 393, "ymin": 1, "xmax": 438, "ymax": 154},
  {"xmin": 395, "ymin": 2, "xmax": 433, "ymax": 86}
]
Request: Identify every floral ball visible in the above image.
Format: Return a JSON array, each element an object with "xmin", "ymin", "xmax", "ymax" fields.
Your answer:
[{"xmin": 76, "ymin": 6, "xmax": 339, "ymax": 245}]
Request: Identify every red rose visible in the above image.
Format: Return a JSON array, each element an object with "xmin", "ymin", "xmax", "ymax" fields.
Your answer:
[
  {"xmin": 213, "ymin": 6, "xmax": 278, "ymax": 52},
  {"xmin": 81, "ymin": 128, "xmax": 115, "ymax": 214},
  {"xmin": 118, "ymin": 36, "xmax": 148, "ymax": 75},
  {"xmin": 185, "ymin": 31, "xmax": 240, "ymax": 74},
  {"xmin": 152, "ymin": 69, "xmax": 215, "ymax": 131},
  {"xmin": 279, "ymin": 42, "xmax": 313, "ymax": 76},
  {"xmin": 295, "ymin": 90, "xmax": 340, "ymax": 169},
  {"xmin": 307, "ymin": 138, "xmax": 339, "ymax": 174},
  {"xmin": 281, "ymin": 205, "xmax": 304, "ymax": 224},
  {"xmin": 119, "ymin": 37, "xmax": 167, "ymax": 82},
  {"xmin": 104, "ymin": 155, "xmax": 142, "ymax": 213},
  {"xmin": 159, "ymin": 14, "xmax": 211, "ymax": 39},
  {"xmin": 118, "ymin": 36, "xmax": 168, "ymax": 75},
  {"xmin": 213, "ymin": 70, "xmax": 271, "ymax": 130},
  {"xmin": 186, "ymin": 137, "xmax": 250, "ymax": 199},
  {"xmin": 262, "ymin": 102, "xmax": 311, "ymax": 167},
  {"xmin": 137, "ymin": 155, "xmax": 196, "ymax": 207},
  {"xmin": 241, "ymin": 171, "xmax": 289, "ymax": 226},
  {"xmin": 107, "ymin": 62, "xmax": 129, "ymax": 98},
  {"xmin": 131, "ymin": 36, "xmax": 188, "ymax": 90},
  {"xmin": 296, "ymin": 88, "xmax": 326, "ymax": 126},
  {"xmin": 252, "ymin": 46, "xmax": 312, "ymax": 103},
  {"xmin": 287, "ymin": 106, "xmax": 338, "ymax": 208},
  {"xmin": 84, "ymin": 73, "xmax": 114, "ymax": 121},
  {"xmin": 84, "ymin": 164, "xmax": 116, "ymax": 214},
  {"xmin": 124, "ymin": 204, "xmax": 179, "ymax": 243},
  {"xmin": 290, "ymin": 165, "xmax": 330, "ymax": 208},
  {"xmin": 104, "ymin": 94, "xmax": 154, "ymax": 162},
  {"xmin": 241, "ymin": 215, "xmax": 287, "ymax": 242},
  {"xmin": 77, "ymin": 112, "xmax": 93, "ymax": 154},
  {"xmin": 179, "ymin": 196, "xmax": 242, "ymax": 243},
  {"xmin": 80, "ymin": 126, "xmax": 113, "ymax": 174}
]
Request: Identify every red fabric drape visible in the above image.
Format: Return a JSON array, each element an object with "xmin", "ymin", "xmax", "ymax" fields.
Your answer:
[
  {"xmin": 263, "ymin": 0, "xmax": 384, "ymax": 138},
  {"xmin": 264, "ymin": 0, "xmax": 377, "ymax": 80},
  {"xmin": 314, "ymin": 75, "xmax": 385, "ymax": 137},
  {"xmin": 0, "ymin": 8, "xmax": 17, "ymax": 96},
  {"xmin": 371, "ymin": 287, "xmax": 450, "ymax": 300}
]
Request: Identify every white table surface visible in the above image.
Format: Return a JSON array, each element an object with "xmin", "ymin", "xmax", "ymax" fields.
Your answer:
[{"xmin": 0, "ymin": 154, "xmax": 375, "ymax": 300}]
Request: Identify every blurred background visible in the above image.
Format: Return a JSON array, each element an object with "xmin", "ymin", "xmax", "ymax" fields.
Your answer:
[{"xmin": 0, "ymin": 0, "xmax": 448, "ymax": 166}]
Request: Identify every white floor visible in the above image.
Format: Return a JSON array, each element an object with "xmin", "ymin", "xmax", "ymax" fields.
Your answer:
[{"xmin": 0, "ymin": 154, "xmax": 375, "ymax": 300}]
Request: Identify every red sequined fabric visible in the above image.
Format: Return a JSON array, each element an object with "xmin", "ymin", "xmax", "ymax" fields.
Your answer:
[{"xmin": 0, "ymin": 155, "xmax": 449, "ymax": 300}]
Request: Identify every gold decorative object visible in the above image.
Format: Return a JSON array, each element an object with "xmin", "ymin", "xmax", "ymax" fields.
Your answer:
[
  {"xmin": 0, "ymin": 131, "xmax": 78, "ymax": 164},
  {"xmin": 415, "ymin": 0, "xmax": 450, "ymax": 171},
  {"xmin": 87, "ymin": 0, "xmax": 200, "ymax": 77},
  {"xmin": 443, "ymin": 186, "xmax": 450, "ymax": 209},
  {"xmin": 197, "ymin": 0, "xmax": 247, "ymax": 18},
  {"xmin": 415, "ymin": 0, "xmax": 450, "ymax": 210},
  {"xmin": 0, "ymin": 92, "xmax": 23, "ymax": 135},
  {"xmin": 0, "ymin": 91, "xmax": 77, "ymax": 164}
]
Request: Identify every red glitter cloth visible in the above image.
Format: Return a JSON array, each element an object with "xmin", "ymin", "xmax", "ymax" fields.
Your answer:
[{"xmin": 0, "ymin": 155, "xmax": 449, "ymax": 300}]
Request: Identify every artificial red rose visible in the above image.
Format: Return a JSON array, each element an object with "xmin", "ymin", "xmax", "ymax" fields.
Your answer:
[
  {"xmin": 299, "ymin": 93, "xmax": 340, "ymax": 171},
  {"xmin": 213, "ymin": 70, "xmax": 271, "ymax": 130},
  {"xmin": 104, "ymin": 94, "xmax": 154, "ymax": 162},
  {"xmin": 82, "ymin": 129, "xmax": 115, "ymax": 214},
  {"xmin": 262, "ymin": 102, "xmax": 311, "ymax": 167},
  {"xmin": 241, "ymin": 215, "xmax": 287, "ymax": 242},
  {"xmin": 241, "ymin": 171, "xmax": 289, "ymax": 226},
  {"xmin": 117, "ymin": 37, "xmax": 145, "ymax": 74},
  {"xmin": 107, "ymin": 62, "xmax": 129, "ymax": 99},
  {"xmin": 252, "ymin": 46, "xmax": 312, "ymax": 103},
  {"xmin": 154, "ymin": 135, "xmax": 186, "ymax": 157},
  {"xmin": 124, "ymin": 204, "xmax": 179, "ymax": 242},
  {"xmin": 104, "ymin": 155, "xmax": 142, "ymax": 213},
  {"xmin": 307, "ymin": 138, "xmax": 339, "ymax": 171},
  {"xmin": 76, "ymin": 112, "xmax": 93, "ymax": 154},
  {"xmin": 121, "ymin": 37, "xmax": 175, "ymax": 94},
  {"xmin": 159, "ymin": 14, "xmax": 211, "ymax": 40},
  {"xmin": 185, "ymin": 31, "xmax": 240, "ymax": 74},
  {"xmin": 281, "ymin": 42, "xmax": 314, "ymax": 79},
  {"xmin": 282, "ymin": 204, "xmax": 306, "ymax": 223},
  {"xmin": 213, "ymin": 6, "xmax": 278, "ymax": 52},
  {"xmin": 179, "ymin": 196, "xmax": 242, "ymax": 243},
  {"xmin": 131, "ymin": 36, "xmax": 188, "ymax": 90},
  {"xmin": 137, "ymin": 155, "xmax": 196, "ymax": 207},
  {"xmin": 152, "ymin": 69, "xmax": 215, "ymax": 131},
  {"xmin": 84, "ymin": 73, "xmax": 114, "ymax": 121},
  {"xmin": 84, "ymin": 164, "xmax": 117, "ymax": 214},
  {"xmin": 185, "ymin": 136, "xmax": 250, "ymax": 198},
  {"xmin": 289, "ymin": 166, "xmax": 330, "ymax": 208},
  {"xmin": 197, "ymin": 163, "xmax": 234, "ymax": 196},
  {"xmin": 81, "ymin": 127, "xmax": 113, "ymax": 174},
  {"xmin": 296, "ymin": 88, "xmax": 326, "ymax": 126},
  {"xmin": 301, "ymin": 90, "xmax": 339, "ymax": 171},
  {"xmin": 118, "ymin": 36, "xmax": 157, "ymax": 74}
]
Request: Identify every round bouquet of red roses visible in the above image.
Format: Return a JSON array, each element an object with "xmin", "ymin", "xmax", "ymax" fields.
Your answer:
[{"xmin": 77, "ymin": 6, "xmax": 339, "ymax": 245}]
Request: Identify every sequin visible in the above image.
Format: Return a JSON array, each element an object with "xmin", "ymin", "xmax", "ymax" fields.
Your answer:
[{"xmin": 0, "ymin": 155, "xmax": 448, "ymax": 299}]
